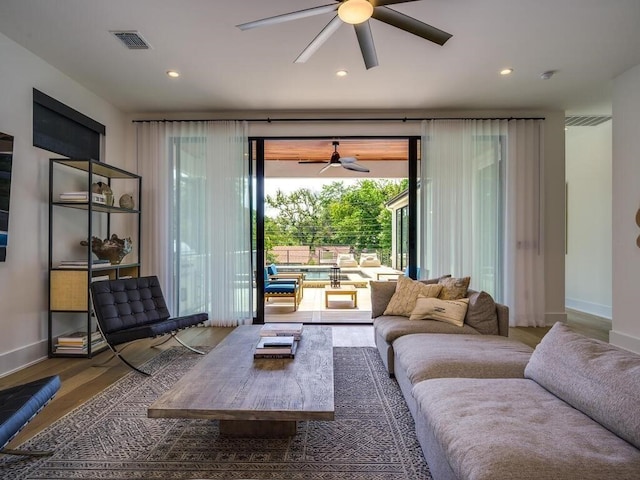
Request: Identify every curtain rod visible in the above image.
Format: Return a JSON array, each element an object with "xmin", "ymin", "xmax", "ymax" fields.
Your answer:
[{"xmin": 131, "ymin": 116, "xmax": 545, "ymax": 124}]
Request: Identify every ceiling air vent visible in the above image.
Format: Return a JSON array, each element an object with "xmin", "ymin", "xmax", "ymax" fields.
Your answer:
[
  {"xmin": 110, "ymin": 31, "xmax": 151, "ymax": 50},
  {"xmin": 565, "ymin": 115, "xmax": 611, "ymax": 127}
]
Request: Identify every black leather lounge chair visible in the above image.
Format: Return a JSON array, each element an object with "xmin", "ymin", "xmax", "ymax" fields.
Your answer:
[{"xmin": 90, "ymin": 275, "xmax": 208, "ymax": 376}]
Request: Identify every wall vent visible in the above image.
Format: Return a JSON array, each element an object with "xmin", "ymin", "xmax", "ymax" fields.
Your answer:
[
  {"xmin": 565, "ymin": 115, "xmax": 611, "ymax": 127},
  {"xmin": 110, "ymin": 31, "xmax": 151, "ymax": 50}
]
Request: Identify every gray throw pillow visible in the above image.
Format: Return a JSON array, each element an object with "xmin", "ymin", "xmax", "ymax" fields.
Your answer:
[{"xmin": 464, "ymin": 291, "xmax": 499, "ymax": 335}]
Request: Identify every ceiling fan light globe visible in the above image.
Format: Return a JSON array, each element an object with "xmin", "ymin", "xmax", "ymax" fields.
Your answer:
[{"xmin": 338, "ymin": 0, "xmax": 374, "ymax": 25}]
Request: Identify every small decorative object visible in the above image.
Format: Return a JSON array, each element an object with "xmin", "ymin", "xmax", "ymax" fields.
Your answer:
[
  {"xmin": 330, "ymin": 265, "xmax": 341, "ymax": 288},
  {"xmin": 119, "ymin": 193, "xmax": 134, "ymax": 209},
  {"xmin": 80, "ymin": 234, "xmax": 132, "ymax": 264},
  {"xmin": 91, "ymin": 181, "xmax": 114, "ymax": 206}
]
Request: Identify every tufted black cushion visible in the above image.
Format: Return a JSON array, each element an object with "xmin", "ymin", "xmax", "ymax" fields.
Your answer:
[
  {"xmin": 90, "ymin": 276, "xmax": 207, "ymax": 347},
  {"xmin": 0, "ymin": 375, "xmax": 61, "ymax": 450}
]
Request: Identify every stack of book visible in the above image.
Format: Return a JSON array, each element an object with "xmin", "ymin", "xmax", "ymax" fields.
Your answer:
[
  {"xmin": 55, "ymin": 331, "xmax": 106, "ymax": 354},
  {"xmin": 59, "ymin": 191, "xmax": 106, "ymax": 204},
  {"xmin": 259, "ymin": 322, "xmax": 303, "ymax": 340},
  {"xmin": 254, "ymin": 323, "xmax": 303, "ymax": 358},
  {"xmin": 58, "ymin": 259, "xmax": 111, "ymax": 268},
  {"xmin": 254, "ymin": 335, "xmax": 298, "ymax": 359}
]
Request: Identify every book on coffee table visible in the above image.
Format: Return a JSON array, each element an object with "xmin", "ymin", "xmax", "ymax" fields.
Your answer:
[
  {"xmin": 254, "ymin": 337, "xmax": 298, "ymax": 359},
  {"xmin": 260, "ymin": 323, "xmax": 303, "ymax": 340}
]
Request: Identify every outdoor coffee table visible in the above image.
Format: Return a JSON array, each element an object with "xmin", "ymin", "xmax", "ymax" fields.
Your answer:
[
  {"xmin": 148, "ymin": 325, "xmax": 334, "ymax": 437},
  {"xmin": 324, "ymin": 285, "xmax": 358, "ymax": 308}
]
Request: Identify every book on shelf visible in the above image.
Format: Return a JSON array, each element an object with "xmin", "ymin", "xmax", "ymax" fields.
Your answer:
[
  {"xmin": 58, "ymin": 259, "xmax": 111, "ymax": 268},
  {"xmin": 55, "ymin": 331, "xmax": 106, "ymax": 353},
  {"xmin": 260, "ymin": 323, "xmax": 303, "ymax": 340},
  {"xmin": 59, "ymin": 192, "xmax": 106, "ymax": 204},
  {"xmin": 254, "ymin": 339, "xmax": 298, "ymax": 359},
  {"xmin": 57, "ymin": 330, "xmax": 103, "ymax": 346}
]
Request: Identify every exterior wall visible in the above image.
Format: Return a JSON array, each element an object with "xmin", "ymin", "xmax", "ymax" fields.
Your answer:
[
  {"xmin": 0, "ymin": 32, "xmax": 127, "ymax": 376},
  {"xmin": 611, "ymin": 63, "xmax": 640, "ymax": 353}
]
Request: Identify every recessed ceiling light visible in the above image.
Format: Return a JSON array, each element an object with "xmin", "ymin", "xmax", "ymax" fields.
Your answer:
[
  {"xmin": 500, "ymin": 68, "xmax": 513, "ymax": 75},
  {"xmin": 166, "ymin": 70, "xmax": 180, "ymax": 78},
  {"xmin": 336, "ymin": 70, "xmax": 348, "ymax": 77}
]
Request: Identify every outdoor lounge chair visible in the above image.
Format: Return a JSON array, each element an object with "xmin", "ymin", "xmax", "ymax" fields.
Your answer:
[
  {"xmin": 264, "ymin": 268, "xmax": 300, "ymax": 311},
  {"xmin": 267, "ymin": 263, "xmax": 305, "ymax": 298},
  {"xmin": 336, "ymin": 253, "xmax": 358, "ymax": 267},
  {"xmin": 359, "ymin": 252, "xmax": 381, "ymax": 267}
]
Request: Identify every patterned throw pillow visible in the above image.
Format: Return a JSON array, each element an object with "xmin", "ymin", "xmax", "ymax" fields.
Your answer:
[
  {"xmin": 409, "ymin": 296, "xmax": 470, "ymax": 326},
  {"xmin": 438, "ymin": 276, "xmax": 471, "ymax": 300},
  {"xmin": 383, "ymin": 275, "xmax": 443, "ymax": 317}
]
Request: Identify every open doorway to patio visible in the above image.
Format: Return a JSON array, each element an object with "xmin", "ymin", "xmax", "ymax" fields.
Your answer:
[{"xmin": 251, "ymin": 137, "xmax": 418, "ymax": 324}]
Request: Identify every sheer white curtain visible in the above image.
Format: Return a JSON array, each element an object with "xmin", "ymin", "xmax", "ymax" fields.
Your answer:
[
  {"xmin": 136, "ymin": 120, "xmax": 252, "ymax": 326},
  {"xmin": 420, "ymin": 119, "xmax": 545, "ymax": 327}
]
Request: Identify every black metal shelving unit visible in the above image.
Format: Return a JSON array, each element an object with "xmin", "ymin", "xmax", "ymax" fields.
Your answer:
[{"xmin": 47, "ymin": 158, "xmax": 142, "ymax": 358}]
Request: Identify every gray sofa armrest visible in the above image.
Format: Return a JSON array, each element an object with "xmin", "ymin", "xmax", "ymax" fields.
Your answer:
[
  {"xmin": 370, "ymin": 281, "xmax": 397, "ymax": 318},
  {"xmin": 496, "ymin": 303, "xmax": 509, "ymax": 337}
]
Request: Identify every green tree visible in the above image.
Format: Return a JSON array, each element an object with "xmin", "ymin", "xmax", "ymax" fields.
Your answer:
[{"xmin": 264, "ymin": 179, "xmax": 407, "ymax": 264}]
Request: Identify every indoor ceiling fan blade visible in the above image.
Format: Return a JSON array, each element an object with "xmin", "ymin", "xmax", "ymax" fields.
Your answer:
[
  {"xmin": 372, "ymin": 6, "xmax": 453, "ymax": 45},
  {"xmin": 354, "ymin": 21, "xmax": 379, "ymax": 70},
  {"xmin": 237, "ymin": 4, "xmax": 338, "ymax": 30},
  {"xmin": 299, "ymin": 160, "xmax": 329, "ymax": 164},
  {"xmin": 295, "ymin": 15, "xmax": 343, "ymax": 63},
  {"xmin": 343, "ymin": 162, "xmax": 370, "ymax": 173},
  {"xmin": 371, "ymin": 0, "xmax": 420, "ymax": 6}
]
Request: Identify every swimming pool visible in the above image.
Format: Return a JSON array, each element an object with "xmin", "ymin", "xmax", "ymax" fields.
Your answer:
[{"xmin": 276, "ymin": 267, "xmax": 372, "ymax": 282}]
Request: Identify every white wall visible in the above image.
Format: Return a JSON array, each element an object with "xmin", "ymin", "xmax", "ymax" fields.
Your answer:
[
  {"xmin": 611, "ymin": 63, "xmax": 640, "ymax": 353},
  {"xmin": 565, "ymin": 122, "xmax": 613, "ymax": 318},
  {"xmin": 0, "ymin": 32, "xmax": 128, "ymax": 376}
]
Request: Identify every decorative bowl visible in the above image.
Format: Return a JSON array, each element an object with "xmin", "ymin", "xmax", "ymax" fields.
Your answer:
[{"xmin": 80, "ymin": 234, "xmax": 132, "ymax": 264}]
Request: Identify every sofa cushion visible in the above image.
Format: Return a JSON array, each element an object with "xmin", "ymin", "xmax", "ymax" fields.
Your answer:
[
  {"xmin": 464, "ymin": 290, "xmax": 499, "ymax": 335},
  {"xmin": 410, "ymin": 296, "xmax": 469, "ymax": 326},
  {"xmin": 383, "ymin": 275, "xmax": 442, "ymax": 317},
  {"xmin": 374, "ymin": 315, "xmax": 482, "ymax": 343},
  {"xmin": 437, "ymin": 276, "xmax": 470, "ymax": 300},
  {"xmin": 525, "ymin": 322, "xmax": 640, "ymax": 450},
  {"xmin": 394, "ymin": 334, "xmax": 532, "ymax": 385},
  {"xmin": 413, "ymin": 377, "xmax": 640, "ymax": 480}
]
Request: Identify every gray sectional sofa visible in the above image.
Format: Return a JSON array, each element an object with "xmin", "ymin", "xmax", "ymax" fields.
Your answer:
[
  {"xmin": 410, "ymin": 323, "xmax": 640, "ymax": 480},
  {"xmin": 369, "ymin": 276, "xmax": 640, "ymax": 480}
]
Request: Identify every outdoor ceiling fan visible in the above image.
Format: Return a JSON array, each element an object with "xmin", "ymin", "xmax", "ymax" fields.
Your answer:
[
  {"xmin": 299, "ymin": 141, "xmax": 370, "ymax": 173},
  {"xmin": 236, "ymin": 0, "xmax": 452, "ymax": 70}
]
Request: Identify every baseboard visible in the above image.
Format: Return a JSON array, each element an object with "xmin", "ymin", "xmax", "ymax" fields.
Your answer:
[
  {"xmin": 545, "ymin": 311, "xmax": 567, "ymax": 326},
  {"xmin": 565, "ymin": 298, "xmax": 612, "ymax": 320},
  {"xmin": 0, "ymin": 339, "xmax": 48, "ymax": 378},
  {"xmin": 609, "ymin": 330, "xmax": 640, "ymax": 354}
]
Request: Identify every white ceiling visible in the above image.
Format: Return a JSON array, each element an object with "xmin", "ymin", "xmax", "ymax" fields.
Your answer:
[{"xmin": 1, "ymin": 0, "xmax": 639, "ymax": 115}]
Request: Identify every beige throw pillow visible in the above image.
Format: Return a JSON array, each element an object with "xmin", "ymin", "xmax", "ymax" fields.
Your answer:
[
  {"xmin": 383, "ymin": 275, "xmax": 443, "ymax": 317},
  {"xmin": 410, "ymin": 296, "xmax": 470, "ymax": 327},
  {"xmin": 438, "ymin": 276, "xmax": 471, "ymax": 300}
]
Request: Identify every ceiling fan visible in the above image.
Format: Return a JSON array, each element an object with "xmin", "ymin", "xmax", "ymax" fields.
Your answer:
[
  {"xmin": 299, "ymin": 141, "xmax": 370, "ymax": 173},
  {"xmin": 236, "ymin": 0, "xmax": 452, "ymax": 70}
]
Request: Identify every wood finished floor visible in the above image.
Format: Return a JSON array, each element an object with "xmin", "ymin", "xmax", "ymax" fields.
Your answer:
[{"xmin": 0, "ymin": 310, "xmax": 609, "ymax": 453}]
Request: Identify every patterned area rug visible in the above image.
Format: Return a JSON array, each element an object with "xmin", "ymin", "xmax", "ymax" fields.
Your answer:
[{"xmin": 1, "ymin": 347, "xmax": 431, "ymax": 479}]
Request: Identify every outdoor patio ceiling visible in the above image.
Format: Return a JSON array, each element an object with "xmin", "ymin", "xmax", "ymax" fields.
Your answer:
[{"xmin": 263, "ymin": 138, "xmax": 411, "ymax": 178}]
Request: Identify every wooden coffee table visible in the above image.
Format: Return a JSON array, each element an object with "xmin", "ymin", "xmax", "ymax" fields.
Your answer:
[
  {"xmin": 148, "ymin": 325, "xmax": 334, "ymax": 437},
  {"xmin": 324, "ymin": 285, "xmax": 357, "ymax": 308}
]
